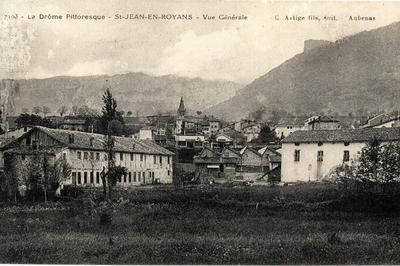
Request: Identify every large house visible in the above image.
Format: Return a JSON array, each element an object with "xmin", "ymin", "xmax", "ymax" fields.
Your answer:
[
  {"xmin": 280, "ymin": 128, "xmax": 400, "ymax": 183},
  {"xmin": 1, "ymin": 126, "xmax": 175, "ymax": 188}
]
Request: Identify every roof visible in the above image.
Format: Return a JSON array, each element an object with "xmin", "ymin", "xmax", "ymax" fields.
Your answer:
[
  {"xmin": 240, "ymin": 146, "xmax": 262, "ymax": 157},
  {"xmin": 2, "ymin": 126, "xmax": 174, "ymax": 156},
  {"xmin": 61, "ymin": 119, "xmax": 86, "ymax": 125},
  {"xmin": 306, "ymin": 115, "xmax": 339, "ymax": 124},
  {"xmin": 258, "ymin": 145, "xmax": 281, "ymax": 156},
  {"xmin": 282, "ymin": 128, "xmax": 400, "ymax": 144},
  {"xmin": 363, "ymin": 111, "xmax": 400, "ymax": 128},
  {"xmin": 216, "ymin": 129, "xmax": 246, "ymax": 141}
]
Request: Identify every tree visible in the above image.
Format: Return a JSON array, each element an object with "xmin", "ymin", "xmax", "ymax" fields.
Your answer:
[
  {"xmin": 52, "ymin": 157, "xmax": 72, "ymax": 192},
  {"xmin": 107, "ymin": 166, "xmax": 127, "ymax": 200},
  {"xmin": 15, "ymin": 114, "xmax": 53, "ymax": 128},
  {"xmin": 354, "ymin": 137, "xmax": 382, "ymax": 184},
  {"xmin": 98, "ymin": 88, "xmax": 125, "ymax": 135},
  {"xmin": 335, "ymin": 139, "xmax": 400, "ymax": 193},
  {"xmin": 42, "ymin": 106, "xmax": 51, "ymax": 117},
  {"xmin": 58, "ymin": 106, "xmax": 68, "ymax": 117},
  {"xmin": 100, "ymin": 88, "xmax": 126, "ymax": 200},
  {"xmin": 254, "ymin": 124, "xmax": 278, "ymax": 143},
  {"xmin": 32, "ymin": 106, "xmax": 42, "ymax": 115}
]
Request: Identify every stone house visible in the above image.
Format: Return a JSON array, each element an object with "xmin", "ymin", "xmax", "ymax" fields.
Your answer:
[{"xmin": 1, "ymin": 126, "xmax": 175, "ymax": 189}]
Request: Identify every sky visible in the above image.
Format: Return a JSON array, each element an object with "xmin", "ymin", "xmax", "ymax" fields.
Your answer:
[{"xmin": 1, "ymin": 0, "xmax": 400, "ymax": 84}]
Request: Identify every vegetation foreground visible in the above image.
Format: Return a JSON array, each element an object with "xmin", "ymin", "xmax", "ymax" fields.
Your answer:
[{"xmin": 1, "ymin": 183, "xmax": 400, "ymax": 264}]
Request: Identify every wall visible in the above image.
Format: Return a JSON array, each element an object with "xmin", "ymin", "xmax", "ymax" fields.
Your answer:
[
  {"xmin": 63, "ymin": 148, "xmax": 173, "ymax": 187},
  {"xmin": 281, "ymin": 142, "xmax": 364, "ymax": 182},
  {"xmin": 275, "ymin": 126, "xmax": 303, "ymax": 138}
]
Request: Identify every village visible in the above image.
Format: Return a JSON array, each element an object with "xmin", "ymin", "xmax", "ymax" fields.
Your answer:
[{"xmin": 0, "ymin": 85, "xmax": 399, "ymax": 198}]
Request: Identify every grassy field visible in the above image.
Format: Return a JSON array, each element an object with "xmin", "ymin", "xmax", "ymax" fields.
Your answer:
[{"xmin": 1, "ymin": 183, "xmax": 400, "ymax": 264}]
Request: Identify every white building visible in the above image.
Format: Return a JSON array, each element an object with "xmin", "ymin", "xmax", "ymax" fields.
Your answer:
[
  {"xmin": 274, "ymin": 123, "xmax": 304, "ymax": 139},
  {"xmin": 1, "ymin": 126, "xmax": 175, "ymax": 187},
  {"xmin": 175, "ymin": 134, "xmax": 205, "ymax": 149},
  {"xmin": 280, "ymin": 128, "xmax": 400, "ymax": 183}
]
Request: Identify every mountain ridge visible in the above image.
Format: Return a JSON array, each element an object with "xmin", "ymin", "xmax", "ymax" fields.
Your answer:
[{"xmin": 206, "ymin": 21, "xmax": 400, "ymax": 120}]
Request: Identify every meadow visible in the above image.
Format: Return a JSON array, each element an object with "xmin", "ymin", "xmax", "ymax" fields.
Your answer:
[{"xmin": 1, "ymin": 183, "xmax": 400, "ymax": 264}]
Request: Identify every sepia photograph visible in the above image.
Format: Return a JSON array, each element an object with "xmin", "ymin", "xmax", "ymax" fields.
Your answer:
[{"xmin": 1, "ymin": 0, "xmax": 400, "ymax": 264}]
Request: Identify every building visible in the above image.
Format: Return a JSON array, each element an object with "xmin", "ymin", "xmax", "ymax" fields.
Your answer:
[
  {"xmin": 361, "ymin": 111, "xmax": 400, "ymax": 128},
  {"xmin": 274, "ymin": 123, "xmax": 304, "ymax": 139},
  {"xmin": 242, "ymin": 123, "xmax": 261, "ymax": 142},
  {"xmin": 258, "ymin": 145, "xmax": 282, "ymax": 170},
  {"xmin": 304, "ymin": 115, "xmax": 341, "ymax": 130},
  {"xmin": 194, "ymin": 144, "xmax": 281, "ymax": 183},
  {"xmin": 212, "ymin": 129, "xmax": 246, "ymax": 149},
  {"xmin": 175, "ymin": 133, "xmax": 205, "ymax": 149},
  {"xmin": 209, "ymin": 119, "xmax": 221, "ymax": 134},
  {"xmin": 1, "ymin": 126, "xmax": 175, "ymax": 188},
  {"xmin": 59, "ymin": 117, "xmax": 88, "ymax": 132},
  {"xmin": 193, "ymin": 147, "xmax": 241, "ymax": 183},
  {"xmin": 280, "ymin": 128, "xmax": 400, "ymax": 183},
  {"xmin": 175, "ymin": 97, "xmax": 186, "ymax": 135}
]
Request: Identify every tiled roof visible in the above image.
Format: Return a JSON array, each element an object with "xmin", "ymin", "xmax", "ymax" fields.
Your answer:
[
  {"xmin": 7, "ymin": 126, "xmax": 174, "ymax": 155},
  {"xmin": 282, "ymin": 128, "xmax": 400, "ymax": 143}
]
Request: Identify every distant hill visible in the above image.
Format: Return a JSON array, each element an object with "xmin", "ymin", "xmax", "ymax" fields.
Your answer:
[
  {"xmin": 3, "ymin": 73, "xmax": 241, "ymax": 116},
  {"xmin": 206, "ymin": 22, "xmax": 400, "ymax": 121}
]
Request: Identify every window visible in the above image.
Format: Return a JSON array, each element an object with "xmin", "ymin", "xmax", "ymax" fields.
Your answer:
[
  {"xmin": 318, "ymin": 142, "xmax": 323, "ymax": 146},
  {"xmin": 120, "ymin": 153, "xmax": 123, "ymax": 161},
  {"xmin": 130, "ymin": 153, "xmax": 133, "ymax": 161},
  {"xmin": 84, "ymin": 172, "xmax": 88, "ymax": 184},
  {"xmin": 128, "ymin": 172, "xmax": 132, "ymax": 183},
  {"xmin": 168, "ymin": 156, "xmax": 171, "ymax": 164},
  {"xmin": 123, "ymin": 174, "xmax": 127, "ymax": 183},
  {"xmin": 26, "ymin": 136, "xmax": 31, "ymax": 146},
  {"xmin": 77, "ymin": 172, "xmax": 82, "ymax": 184},
  {"xmin": 90, "ymin": 152, "xmax": 94, "ymax": 160},
  {"xmin": 159, "ymin": 156, "xmax": 162, "ymax": 165},
  {"xmin": 119, "ymin": 175, "xmax": 122, "ymax": 183},
  {"xmin": 96, "ymin": 152, "xmax": 100, "ymax": 160},
  {"xmin": 133, "ymin": 172, "xmax": 136, "ymax": 182},
  {"xmin": 96, "ymin": 172, "xmax": 100, "ymax": 184},
  {"xmin": 153, "ymin": 155, "xmax": 157, "ymax": 164},
  {"xmin": 178, "ymin": 141, "xmax": 186, "ymax": 146},
  {"xmin": 317, "ymin": 150, "xmax": 324, "ymax": 162},
  {"xmin": 72, "ymin": 172, "xmax": 76, "ymax": 185},
  {"xmin": 343, "ymin": 150, "xmax": 350, "ymax": 162},
  {"xmin": 77, "ymin": 151, "xmax": 82, "ymax": 160},
  {"xmin": 68, "ymin": 134, "xmax": 74, "ymax": 144},
  {"xmin": 140, "ymin": 154, "xmax": 144, "ymax": 162},
  {"xmin": 138, "ymin": 172, "xmax": 141, "ymax": 182},
  {"xmin": 168, "ymin": 170, "xmax": 171, "ymax": 176},
  {"xmin": 294, "ymin": 150, "xmax": 301, "ymax": 162},
  {"xmin": 63, "ymin": 153, "xmax": 67, "ymax": 160},
  {"xmin": 194, "ymin": 141, "xmax": 203, "ymax": 147},
  {"xmin": 84, "ymin": 152, "xmax": 88, "ymax": 160},
  {"xmin": 295, "ymin": 142, "xmax": 300, "ymax": 146},
  {"xmin": 32, "ymin": 140, "xmax": 38, "ymax": 149},
  {"xmin": 90, "ymin": 172, "xmax": 94, "ymax": 184}
]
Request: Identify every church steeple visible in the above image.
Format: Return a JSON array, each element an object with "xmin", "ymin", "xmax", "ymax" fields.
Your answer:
[{"xmin": 177, "ymin": 97, "xmax": 186, "ymax": 117}]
